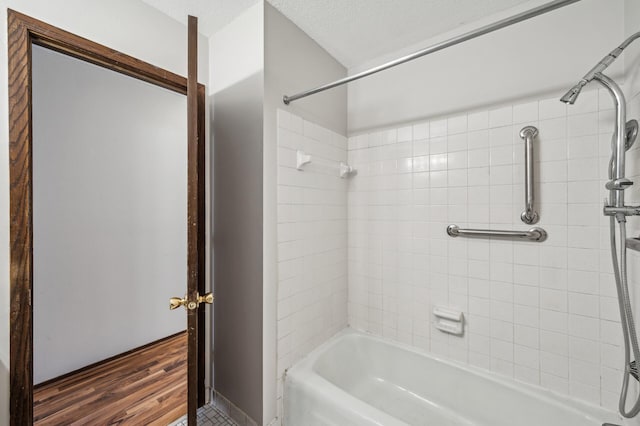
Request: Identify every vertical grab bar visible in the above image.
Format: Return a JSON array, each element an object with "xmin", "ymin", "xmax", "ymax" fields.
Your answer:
[{"xmin": 520, "ymin": 126, "xmax": 539, "ymax": 224}]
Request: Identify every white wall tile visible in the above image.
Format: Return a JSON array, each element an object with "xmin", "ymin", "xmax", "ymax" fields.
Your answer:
[
  {"xmin": 567, "ymin": 89, "xmax": 598, "ymax": 116},
  {"xmin": 539, "ymin": 97, "xmax": 567, "ymax": 120},
  {"xmin": 413, "ymin": 122, "xmax": 429, "ymax": 140},
  {"xmin": 513, "ymin": 101, "xmax": 539, "ymax": 124},
  {"xmin": 468, "ymin": 111, "xmax": 489, "ymax": 131},
  {"xmin": 489, "ymin": 106, "xmax": 513, "ymax": 128},
  {"xmin": 430, "ymin": 119, "xmax": 448, "ymax": 138},
  {"xmin": 277, "ymin": 111, "xmax": 348, "ymax": 408},
  {"xmin": 568, "ymin": 113, "xmax": 599, "ymax": 138},
  {"xmin": 448, "ymin": 115, "xmax": 468, "ymax": 135}
]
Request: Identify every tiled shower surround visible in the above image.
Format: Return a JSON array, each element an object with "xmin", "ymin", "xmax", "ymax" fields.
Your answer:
[
  {"xmin": 347, "ymin": 88, "xmax": 633, "ymax": 411},
  {"xmin": 276, "ymin": 86, "xmax": 640, "ymax": 417},
  {"xmin": 276, "ymin": 111, "xmax": 349, "ymax": 417}
]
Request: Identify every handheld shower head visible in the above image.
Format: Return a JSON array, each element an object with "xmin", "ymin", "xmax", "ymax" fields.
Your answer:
[
  {"xmin": 560, "ymin": 32, "xmax": 640, "ymax": 104},
  {"xmin": 560, "ymin": 80, "xmax": 587, "ymax": 104}
]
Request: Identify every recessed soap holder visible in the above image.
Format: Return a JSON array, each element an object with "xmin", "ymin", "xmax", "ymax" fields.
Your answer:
[{"xmin": 434, "ymin": 306, "xmax": 464, "ymax": 336}]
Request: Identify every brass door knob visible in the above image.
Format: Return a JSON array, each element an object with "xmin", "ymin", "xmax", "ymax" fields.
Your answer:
[
  {"xmin": 198, "ymin": 292, "xmax": 214, "ymax": 305},
  {"xmin": 169, "ymin": 296, "xmax": 187, "ymax": 310},
  {"xmin": 170, "ymin": 292, "xmax": 213, "ymax": 310}
]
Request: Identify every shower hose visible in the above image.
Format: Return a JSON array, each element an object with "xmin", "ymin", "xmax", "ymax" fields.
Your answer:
[
  {"xmin": 610, "ymin": 217, "xmax": 640, "ymax": 418},
  {"xmin": 611, "ymin": 211, "xmax": 640, "ymax": 417}
]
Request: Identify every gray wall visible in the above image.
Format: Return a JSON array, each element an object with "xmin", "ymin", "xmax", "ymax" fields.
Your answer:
[
  {"xmin": 209, "ymin": 4, "xmax": 346, "ymax": 424},
  {"xmin": 32, "ymin": 45, "xmax": 187, "ymax": 384},
  {"xmin": 212, "ymin": 71, "xmax": 265, "ymax": 423},
  {"xmin": 263, "ymin": 4, "xmax": 347, "ymax": 423},
  {"xmin": 264, "ymin": 3, "xmax": 347, "ymax": 136},
  {"xmin": 210, "ymin": 3, "xmax": 265, "ymax": 424}
]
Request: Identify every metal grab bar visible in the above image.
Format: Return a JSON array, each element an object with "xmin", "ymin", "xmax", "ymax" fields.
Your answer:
[
  {"xmin": 446, "ymin": 224, "xmax": 547, "ymax": 242},
  {"xmin": 520, "ymin": 126, "xmax": 539, "ymax": 224}
]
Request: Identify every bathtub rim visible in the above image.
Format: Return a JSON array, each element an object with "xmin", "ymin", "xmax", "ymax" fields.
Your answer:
[{"xmin": 284, "ymin": 327, "xmax": 625, "ymax": 425}]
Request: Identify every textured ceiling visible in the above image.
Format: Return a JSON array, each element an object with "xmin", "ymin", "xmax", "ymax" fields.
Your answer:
[{"xmin": 142, "ymin": 0, "xmax": 533, "ymax": 67}]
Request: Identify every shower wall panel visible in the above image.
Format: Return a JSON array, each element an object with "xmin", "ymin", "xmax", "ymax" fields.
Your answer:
[
  {"xmin": 347, "ymin": 89, "xmax": 626, "ymax": 411},
  {"xmin": 276, "ymin": 110, "xmax": 348, "ymax": 420}
]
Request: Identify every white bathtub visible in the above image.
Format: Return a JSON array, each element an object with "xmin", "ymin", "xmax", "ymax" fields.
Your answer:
[{"xmin": 284, "ymin": 330, "xmax": 627, "ymax": 426}]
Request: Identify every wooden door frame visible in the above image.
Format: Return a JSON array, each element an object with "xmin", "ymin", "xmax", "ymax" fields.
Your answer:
[{"xmin": 8, "ymin": 10, "xmax": 207, "ymax": 425}]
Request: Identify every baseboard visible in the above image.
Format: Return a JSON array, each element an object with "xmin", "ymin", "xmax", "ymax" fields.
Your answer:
[{"xmin": 212, "ymin": 390, "xmax": 259, "ymax": 426}]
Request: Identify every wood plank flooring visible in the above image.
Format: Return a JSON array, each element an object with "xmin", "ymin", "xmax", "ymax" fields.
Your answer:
[{"xmin": 34, "ymin": 332, "xmax": 187, "ymax": 425}]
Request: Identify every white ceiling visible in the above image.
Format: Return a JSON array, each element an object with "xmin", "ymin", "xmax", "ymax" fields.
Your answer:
[
  {"xmin": 142, "ymin": 0, "xmax": 534, "ymax": 68},
  {"xmin": 267, "ymin": 0, "xmax": 532, "ymax": 68},
  {"xmin": 140, "ymin": 0, "xmax": 260, "ymax": 37}
]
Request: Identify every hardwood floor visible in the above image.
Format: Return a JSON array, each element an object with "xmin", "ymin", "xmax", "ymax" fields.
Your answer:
[{"xmin": 34, "ymin": 332, "xmax": 187, "ymax": 425}]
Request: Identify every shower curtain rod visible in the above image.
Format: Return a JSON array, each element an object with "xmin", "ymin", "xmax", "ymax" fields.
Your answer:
[{"xmin": 283, "ymin": 0, "xmax": 582, "ymax": 105}]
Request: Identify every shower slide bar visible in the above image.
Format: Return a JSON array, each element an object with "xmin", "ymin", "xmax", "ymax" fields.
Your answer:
[
  {"xmin": 446, "ymin": 224, "xmax": 547, "ymax": 242},
  {"xmin": 282, "ymin": 0, "xmax": 582, "ymax": 105}
]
